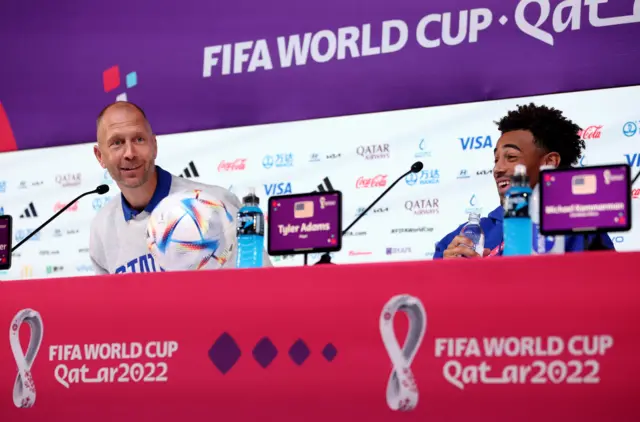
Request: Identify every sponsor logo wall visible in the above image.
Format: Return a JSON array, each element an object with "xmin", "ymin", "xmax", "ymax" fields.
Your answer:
[{"xmin": 0, "ymin": 85, "xmax": 638, "ymax": 280}]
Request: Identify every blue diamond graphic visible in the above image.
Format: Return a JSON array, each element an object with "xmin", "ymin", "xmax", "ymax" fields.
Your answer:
[
  {"xmin": 253, "ymin": 337, "xmax": 278, "ymax": 368},
  {"xmin": 322, "ymin": 343, "xmax": 337, "ymax": 362},
  {"xmin": 208, "ymin": 332, "xmax": 241, "ymax": 374},
  {"xmin": 289, "ymin": 339, "xmax": 310, "ymax": 365},
  {"xmin": 126, "ymin": 71, "xmax": 138, "ymax": 88}
]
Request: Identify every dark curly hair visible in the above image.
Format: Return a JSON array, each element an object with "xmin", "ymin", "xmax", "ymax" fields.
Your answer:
[{"xmin": 495, "ymin": 103, "xmax": 584, "ymax": 168}]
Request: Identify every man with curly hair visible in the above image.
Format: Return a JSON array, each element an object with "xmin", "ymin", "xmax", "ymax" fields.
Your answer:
[{"xmin": 433, "ymin": 103, "xmax": 615, "ymax": 259}]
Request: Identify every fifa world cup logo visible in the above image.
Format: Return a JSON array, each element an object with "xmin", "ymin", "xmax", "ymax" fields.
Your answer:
[
  {"xmin": 380, "ymin": 295, "xmax": 426, "ymax": 412},
  {"xmin": 10, "ymin": 309, "xmax": 44, "ymax": 408}
]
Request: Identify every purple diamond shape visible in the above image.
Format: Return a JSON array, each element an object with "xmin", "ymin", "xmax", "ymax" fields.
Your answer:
[
  {"xmin": 208, "ymin": 332, "xmax": 241, "ymax": 374},
  {"xmin": 289, "ymin": 339, "xmax": 310, "ymax": 365},
  {"xmin": 253, "ymin": 337, "xmax": 278, "ymax": 368},
  {"xmin": 322, "ymin": 343, "xmax": 337, "ymax": 362}
]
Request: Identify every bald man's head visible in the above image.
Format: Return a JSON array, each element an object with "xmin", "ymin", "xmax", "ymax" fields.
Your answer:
[{"xmin": 96, "ymin": 101, "xmax": 151, "ymax": 136}]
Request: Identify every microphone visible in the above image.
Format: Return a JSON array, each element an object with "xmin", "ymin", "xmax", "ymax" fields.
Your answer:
[
  {"xmin": 11, "ymin": 184, "xmax": 110, "ymax": 253},
  {"xmin": 314, "ymin": 161, "xmax": 423, "ymax": 265}
]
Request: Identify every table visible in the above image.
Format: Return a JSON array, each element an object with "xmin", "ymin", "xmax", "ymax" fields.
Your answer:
[{"xmin": 1, "ymin": 251, "xmax": 639, "ymax": 421}]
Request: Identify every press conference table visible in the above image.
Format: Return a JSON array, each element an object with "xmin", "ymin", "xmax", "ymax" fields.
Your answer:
[{"xmin": 1, "ymin": 251, "xmax": 639, "ymax": 422}]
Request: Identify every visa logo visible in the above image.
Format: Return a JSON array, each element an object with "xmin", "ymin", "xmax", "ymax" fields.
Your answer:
[
  {"xmin": 460, "ymin": 136, "xmax": 493, "ymax": 150},
  {"xmin": 624, "ymin": 153, "xmax": 640, "ymax": 167},
  {"xmin": 264, "ymin": 182, "xmax": 292, "ymax": 196}
]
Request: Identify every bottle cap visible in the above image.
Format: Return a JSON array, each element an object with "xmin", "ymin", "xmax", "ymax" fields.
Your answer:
[
  {"xmin": 243, "ymin": 187, "xmax": 260, "ymax": 205},
  {"xmin": 514, "ymin": 164, "xmax": 527, "ymax": 176}
]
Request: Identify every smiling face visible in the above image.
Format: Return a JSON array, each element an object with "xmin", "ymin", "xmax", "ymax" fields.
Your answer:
[
  {"xmin": 493, "ymin": 130, "xmax": 560, "ymax": 199},
  {"xmin": 94, "ymin": 103, "xmax": 157, "ymax": 190}
]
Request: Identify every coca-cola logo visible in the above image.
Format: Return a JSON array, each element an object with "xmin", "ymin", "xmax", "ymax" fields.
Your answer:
[
  {"xmin": 633, "ymin": 188, "xmax": 639, "ymax": 199},
  {"xmin": 218, "ymin": 158, "xmax": 247, "ymax": 172},
  {"xmin": 356, "ymin": 144, "xmax": 390, "ymax": 160},
  {"xmin": 53, "ymin": 202, "xmax": 79, "ymax": 212},
  {"xmin": 578, "ymin": 125, "xmax": 603, "ymax": 140},
  {"xmin": 356, "ymin": 175, "xmax": 388, "ymax": 189}
]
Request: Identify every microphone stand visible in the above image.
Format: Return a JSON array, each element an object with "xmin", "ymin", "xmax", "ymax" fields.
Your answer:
[
  {"xmin": 12, "ymin": 185, "xmax": 110, "ymax": 253},
  {"xmin": 314, "ymin": 162, "xmax": 424, "ymax": 265}
]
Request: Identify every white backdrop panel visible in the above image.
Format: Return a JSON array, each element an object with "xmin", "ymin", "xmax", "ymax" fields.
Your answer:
[{"xmin": 0, "ymin": 85, "xmax": 637, "ymax": 280}]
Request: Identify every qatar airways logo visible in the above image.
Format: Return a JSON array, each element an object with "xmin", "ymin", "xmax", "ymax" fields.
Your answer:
[
  {"xmin": 357, "ymin": 144, "xmax": 390, "ymax": 160},
  {"xmin": 55, "ymin": 173, "xmax": 81, "ymax": 187},
  {"xmin": 218, "ymin": 159, "xmax": 247, "ymax": 172}
]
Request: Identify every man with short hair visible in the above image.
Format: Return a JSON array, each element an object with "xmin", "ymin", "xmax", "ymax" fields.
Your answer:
[
  {"xmin": 90, "ymin": 101, "xmax": 272, "ymax": 274},
  {"xmin": 433, "ymin": 103, "xmax": 615, "ymax": 259}
]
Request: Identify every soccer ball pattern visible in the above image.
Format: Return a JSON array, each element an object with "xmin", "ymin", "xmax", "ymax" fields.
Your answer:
[{"xmin": 146, "ymin": 190, "xmax": 236, "ymax": 271}]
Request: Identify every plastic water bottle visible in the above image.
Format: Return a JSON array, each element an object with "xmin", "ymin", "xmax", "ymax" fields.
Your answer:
[
  {"xmin": 460, "ymin": 212, "xmax": 485, "ymax": 255},
  {"xmin": 530, "ymin": 165, "xmax": 565, "ymax": 255},
  {"xmin": 503, "ymin": 164, "xmax": 533, "ymax": 256},
  {"xmin": 235, "ymin": 188, "xmax": 264, "ymax": 268}
]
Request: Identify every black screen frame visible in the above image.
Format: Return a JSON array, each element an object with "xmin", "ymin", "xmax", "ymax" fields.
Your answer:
[
  {"xmin": 0, "ymin": 215, "xmax": 13, "ymax": 270},
  {"xmin": 539, "ymin": 164, "xmax": 632, "ymax": 236},
  {"xmin": 267, "ymin": 191, "xmax": 342, "ymax": 256}
]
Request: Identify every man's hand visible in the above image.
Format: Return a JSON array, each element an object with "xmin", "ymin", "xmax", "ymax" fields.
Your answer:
[{"xmin": 443, "ymin": 236, "xmax": 490, "ymax": 259}]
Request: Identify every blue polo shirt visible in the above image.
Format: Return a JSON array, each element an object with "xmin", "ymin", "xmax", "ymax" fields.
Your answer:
[{"xmin": 433, "ymin": 206, "xmax": 616, "ymax": 259}]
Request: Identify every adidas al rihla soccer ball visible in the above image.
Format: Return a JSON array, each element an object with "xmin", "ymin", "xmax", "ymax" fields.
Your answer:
[{"xmin": 146, "ymin": 189, "xmax": 237, "ymax": 271}]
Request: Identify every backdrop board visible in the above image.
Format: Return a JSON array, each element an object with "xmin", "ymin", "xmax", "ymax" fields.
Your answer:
[{"xmin": 0, "ymin": 85, "xmax": 638, "ymax": 280}]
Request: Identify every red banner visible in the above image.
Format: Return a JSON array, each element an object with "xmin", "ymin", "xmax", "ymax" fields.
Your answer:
[{"xmin": 1, "ymin": 251, "xmax": 639, "ymax": 421}]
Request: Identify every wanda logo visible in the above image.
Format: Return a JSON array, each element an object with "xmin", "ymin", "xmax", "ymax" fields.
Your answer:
[
  {"xmin": 54, "ymin": 202, "xmax": 78, "ymax": 212},
  {"xmin": 356, "ymin": 175, "xmax": 387, "ymax": 188},
  {"xmin": 578, "ymin": 125, "xmax": 603, "ymax": 140},
  {"xmin": 218, "ymin": 159, "xmax": 247, "ymax": 172}
]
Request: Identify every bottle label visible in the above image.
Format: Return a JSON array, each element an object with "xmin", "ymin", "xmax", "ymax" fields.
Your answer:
[
  {"xmin": 504, "ymin": 193, "xmax": 529, "ymax": 218},
  {"xmin": 237, "ymin": 211, "xmax": 264, "ymax": 236}
]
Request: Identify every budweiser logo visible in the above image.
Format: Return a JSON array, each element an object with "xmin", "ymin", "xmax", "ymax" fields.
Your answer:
[
  {"xmin": 578, "ymin": 125, "xmax": 603, "ymax": 140},
  {"xmin": 356, "ymin": 175, "xmax": 388, "ymax": 188},
  {"xmin": 218, "ymin": 159, "xmax": 247, "ymax": 172},
  {"xmin": 349, "ymin": 251, "xmax": 372, "ymax": 256}
]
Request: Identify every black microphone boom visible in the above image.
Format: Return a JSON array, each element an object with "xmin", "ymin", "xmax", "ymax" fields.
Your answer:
[
  {"xmin": 341, "ymin": 161, "xmax": 422, "ymax": 235},
  {"xmin": 315, "ymin": 161, "xmax": 423, "ymax": 265},
  {"xmin": 11, "ymin": 184, "xmax": 110, "ymax": 253}
]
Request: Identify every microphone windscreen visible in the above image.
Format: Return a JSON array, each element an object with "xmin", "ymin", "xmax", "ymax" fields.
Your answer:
[
  {"xmin": 96, "ymin": 184, "xmax": 110, "ymax": 195},
  {"xmin": 411, "ymin": 161, "xmax": 424, "ymax": 173}
]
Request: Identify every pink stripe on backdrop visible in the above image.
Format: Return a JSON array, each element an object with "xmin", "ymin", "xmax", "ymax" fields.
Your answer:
[{"xmin": 0, "ymin": 102, "xmax": 17, "ymax": 152}]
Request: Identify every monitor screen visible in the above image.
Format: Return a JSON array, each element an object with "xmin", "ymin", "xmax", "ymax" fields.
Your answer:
[
  {"xmin": 267, "ymin": 191, "xmax": 342, "ymax": 255},
  {"xmin": 539, "ymin": 164, "xmax": 631, "ymax": 235},
  {"xmin": 0, "ymin": 215, "xmax": 12, "ymax": 270}
]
